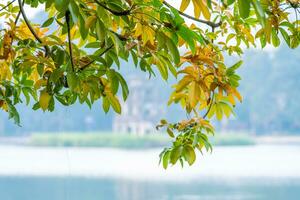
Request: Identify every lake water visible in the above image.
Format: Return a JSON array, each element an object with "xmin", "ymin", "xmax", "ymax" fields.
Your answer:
[
  {"xmin": 0, "ymin": 176, "xmax": 299, "ymax": 200},
  {"xmin": 0, "ymin": 145, "xmax": 300, "ymax": 200}
]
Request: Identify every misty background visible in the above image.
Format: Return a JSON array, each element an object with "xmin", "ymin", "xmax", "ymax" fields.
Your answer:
[{"xmin": 0, "ymin": 45, "xmax": 299, "ymax": 135}]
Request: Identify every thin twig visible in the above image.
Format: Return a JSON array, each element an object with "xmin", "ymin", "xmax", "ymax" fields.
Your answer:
[
  {"xmin": 17, "ymin": 0, "xmax": 50, "ymax": 56},
  {"xmin": 65, "ymin": 10, "xmax": 75, "ymax": 71},
  {"xmin": 0, "ymin": 0, "xmax": 15, "ymax": 12},
  {"xmin": 14, "ymin": 0, "xmax": 24, "ymax": 25},
  {"xmin": 163, "ymin": 1, "xmax": 222, "ymax": 28},
  {"xmin": 109, "ymin": 30, "xmax": 128, "ymax": 41},
  {"xmin": 81, "ymin": 44, "xmax": 114, "ymax": 70},
  {"xmin": 202, "ymin": 91, "xmax": 215, "ymax": 119}
]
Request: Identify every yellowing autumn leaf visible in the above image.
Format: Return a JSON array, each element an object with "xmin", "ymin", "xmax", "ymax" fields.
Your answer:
[
  {"xmin": 191, "ymin": 0, "xmax": 211, "ymax": 20},
  {"xmin": 39, "ymin": 90, "xmax": 51, "ymax": 111},
  {"xmin": 180, "ymin": 0, "xmax": 191, "ymax": 12},
  {"xmin": 189, "ymin": 81, "xmax": 201, "ymax": 108},
  {"xmin": 85, "ymin": 15, "xmax": 97, "ymax": 29},
  {"xmin": 233, "ymin": 88, "xmax": 243, "ymax": 102},
  {"xmin": 16, "ymin": 23, "xmax": 48, "ymax": 40},
  {"xmin": 106, "ymin": 92, "xmax": 122, "ymax": 114}
]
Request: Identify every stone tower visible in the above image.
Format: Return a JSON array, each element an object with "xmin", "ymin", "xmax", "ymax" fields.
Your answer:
[{"xmin": 113, "ymin": 75, "xmax": 164, "ymax": 135}]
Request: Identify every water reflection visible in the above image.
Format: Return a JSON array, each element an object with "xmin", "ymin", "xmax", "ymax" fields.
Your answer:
[{"xmin": 0, "ymin": 176, "xmax": 299, "ymax": 200}]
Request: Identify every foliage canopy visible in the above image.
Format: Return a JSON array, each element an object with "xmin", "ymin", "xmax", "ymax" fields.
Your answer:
[{"xmin": 0, "ymin": 0, "xmax": 299, "ymax": 168}]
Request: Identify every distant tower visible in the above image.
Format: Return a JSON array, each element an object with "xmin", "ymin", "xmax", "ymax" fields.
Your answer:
[{"xmin": 113, "ymin": 75, "xmax": 164, "ymax": 135}]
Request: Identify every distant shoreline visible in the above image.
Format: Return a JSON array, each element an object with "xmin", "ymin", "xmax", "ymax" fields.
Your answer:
[
  {"xmin": 0, "ymin": 132, "xmax": 256, "ymax": 148},
  {"xmin": 2, "ymin": 133, "xmax": 300, "ymax": 148}
]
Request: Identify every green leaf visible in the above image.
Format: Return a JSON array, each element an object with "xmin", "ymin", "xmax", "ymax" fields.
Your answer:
[
  {"xmin": 252, "ymin": 0, "xmax": 266, "ymax": 27},
  {"xmin": 107, "ymin": 93, "xmax": 121, "ymax": 114},
  {"xmin": 206, "ymin": 0, "xmax": 212, "ymax": 9},
  {"xmin": 226, "ymin": 60, "xmax": 243, "ymax": 75},
  {"xmin": 167, "ymin": 128, "xmax": 175, "ymax": 138},
  {"xmin": 271, "ymin": 28, "xmax": 280, "ymax": 47},
  {"xmin": 166, "ymin": 36, "xmax": 180, "ymax": 65},
  {"xmin": 7, "ymin": 102, "xmax": 20, "ymax": 125},
  {"xmin": 41, "ymin": 17, "xmax": 54, "ymax": 27},
  {"xmin": 79, "ymin": 15, "xmax": 88, "ymax": 40},
  {"xmin": 85, "ymin": 42, "xmax": 101, "ymax": 48},
  {"xmin": 279, "ymin": 28, "xmax": 290, "ymax": 47},
  {"xmin": 96, "ymin": 19, "xmax": 106, "ymax": 44},
  {"xmin": 215, "ymin": 103, "xmax": 223, "ymax": 120},
  {"xmin": 170, "ymin": 146, "xmax": 183, "ymax": 165},
  {"xmin": 178, "ymin": 26, "xmax": 196, "ymax": 54},
  {"xmin": 102, "ymin": 97, "xmax": 110, "ymax": 113},
  {"xmin": 163, "ymin": 151, "xmax": 171, "ymax": 169},
  {"xmin": 183, "ymin": 145, "xmax": 196, "ymax": 165},
  {"xmin": 107, "ymin": 70, "xmax": 119, "ymax": 95},
  {"xmin": 67, "ymin": 72, "xmax": 78, "ymax": 91},
  {"xmin": 237, "ymin": 0, "xmax": 250, "ymax": 19},
  {"xmin": 54, "ymin": 0, "xmax": 70, "ymax": 12},
  {"xmin": 115, "ymin": 72, "xmax": 129, "ymax": 101},
  {"xmin": 68, "ymin": 1, "xmax": 80, "ymax": 23}
]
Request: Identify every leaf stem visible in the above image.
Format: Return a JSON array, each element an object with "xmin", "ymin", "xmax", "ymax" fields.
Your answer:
[{"xmin": 0, "ymin": 0, "xmax": 15, "ymax": 12}]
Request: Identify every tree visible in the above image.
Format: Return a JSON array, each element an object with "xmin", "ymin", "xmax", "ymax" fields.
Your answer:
[{"xmin": 0, "ymin": 0, "xmax": 299, "ymax": 168}]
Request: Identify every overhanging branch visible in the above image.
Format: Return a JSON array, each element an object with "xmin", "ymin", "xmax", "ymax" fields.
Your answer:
[
  {"xmin": 163, "ymin": 1, "xmax": 222, "ymax": 28},
  {"xmin": 66, "ymin": 10, "xmax": 75, "ymax": 71},
  {"xmin": 17, "ymin": 0, "xmax": 50, "ymax": 56},
  {"xmin": 14, "ymin": 0, "xmax": 24, "ymax": 25}
]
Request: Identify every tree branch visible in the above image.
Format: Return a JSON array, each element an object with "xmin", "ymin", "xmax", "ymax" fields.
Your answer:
[
  {"xmin": 65, "ymin": 10, "xmax": 75, "ymax": 71},
  {"xmin": 17, "ymin": 0, "xmax": 50, "ymax": 56},
  {"xmin": 81, "ymin": 44, "xmax": 114, "ymax": 70},
  {"xmin": 0, "ymin": 0, "xmax": 15, "ymax": 12},
  {"xmin": 109, "ymin": 30, "xmax": 128, "ymax": 41},
  {"xmin": 163, "ymin": 1, "xmax": 222, "ymax": 28},
  {"xmin": 14, "ymin": 0, "xmax": 24, "ymax": 25},
  {"xmin": 94, "ymin": 0, "xmax": 131, "ymax": 16}
]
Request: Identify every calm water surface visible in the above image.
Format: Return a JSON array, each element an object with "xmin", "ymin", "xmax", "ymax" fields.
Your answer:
[
  {"xmin": 0, "ymin": 176, "xmax": 299, "ymax": 200},
  {"xmin": 1, "ymin": 145, "xmax": 300, "ymax": 200}
]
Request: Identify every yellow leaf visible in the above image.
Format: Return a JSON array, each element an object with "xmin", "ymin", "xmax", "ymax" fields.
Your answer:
[
  {"xmin": 39, "ymin": 90, "xmax": 51, "ymax": 111},
  {"xmin": 265, "ymin": 19, "xmax": 272, "ymax": 43},
  {"xmin": 215, "ymin": 103, "xmax": 223, "ymax": 120},
  {"xmin": 192, "ymin": 0, "xmax": 210, "ymax": 20},
  {"xmin": 189, "ymin": 81, "xmax": 201, "ymax": 108},
  {"xmin": 34, "ymin": 79, "xmax": 47, "ymax": 89},
  {"xmin": 233, "ymin": 89, "xmax": 242, "ymax": 102},
  {"xmin": 175, "ymin": 75, "xmax": 193, "ymax": 92},
  {"xmin": 198, "ymin": 0, "xmax": 211, "ymax": 20},
  {"xmin": 143, "ymin": 26, "xmax": 155, "ymax": 45},
  {"xmin": 228, "ymin": 94, "xmax": 236, "ymax": 105},
  {"xmin": 85, "ymin": 15, "xmax": 96, "ymax": 29},
  {"xmin": 107, "ymin": 92, "xmax": 122, "ymax": 114},
  {"xmin": 192, "ymin": 0, "xmax": 201, "ymax": 18},
  {"xmin": 180, "ymin": 0, "xmax": 191, "ymax": 12},
  {"xmin": 134, "ymin": 23, "xmax": 143, "ymax": 38}
]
